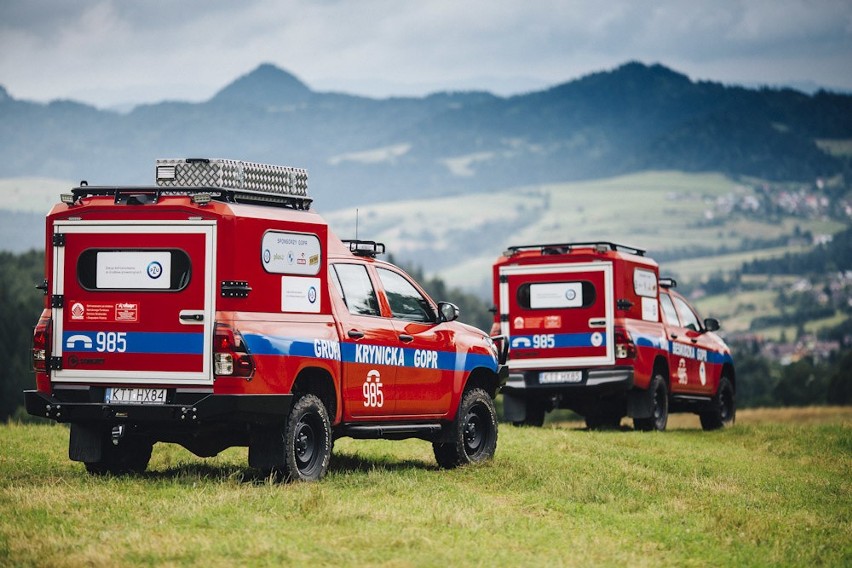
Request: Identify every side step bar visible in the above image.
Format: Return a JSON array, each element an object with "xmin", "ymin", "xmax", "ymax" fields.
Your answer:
[
  {"xmin": 340, "ymin": 423, "xmax": 443, "ymax": 442},
  {"xmin": 670, "ymin": 394, "xmax": 715, "ymax": 413}
]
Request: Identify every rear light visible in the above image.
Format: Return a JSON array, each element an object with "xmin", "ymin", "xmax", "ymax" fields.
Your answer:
[
  {"xmin": 32, "ymin": 312, "xmax": 51, "ymax": 372},
  {"xmin": 213, "ymin": 325, "xmax": 254, "ymax": 378},
  {"xmin": 614, "ymin": 326, "xmax": 637, "ymax": 360}
]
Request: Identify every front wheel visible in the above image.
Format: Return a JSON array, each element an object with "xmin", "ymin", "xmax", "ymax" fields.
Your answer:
[
  {"xmin": 280, "ymin": 394, "xmax": 332, "ymax": 481},
  {"xmin": 633, "ymin": 374, "xmax": 669, "ymax": 432},
  {"xmin": 700, "ymin": 376, "xmax": 736, "ymax": 431},
  {"xmin": 434, "ymin": 388, "xmax": 498, "ymax": 469}
]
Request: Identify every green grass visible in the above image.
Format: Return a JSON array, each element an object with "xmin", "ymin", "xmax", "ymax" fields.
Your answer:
[
  {"xmin": 661, "ymin": 245, "xmax": 812, "ymax": 282},
  {"xmin": 2, "ymin": 409, "xmax": 850, "ymax": 566}
]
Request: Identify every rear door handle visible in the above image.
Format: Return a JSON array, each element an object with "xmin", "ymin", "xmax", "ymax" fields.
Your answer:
[
  {"xmin": 670, "ymin": 333, "xmax": 678, "ymax": 339},
  {"xmin": 347, "ymin": 330, "xmax": 365, "ymax": 339},
  {"xmin": 179, "ymin": 310, "xmax": 204, "ymax": 324},
  {"xmin": 399, "ymin": 334, "xmax": 414, "ymax": 343}
]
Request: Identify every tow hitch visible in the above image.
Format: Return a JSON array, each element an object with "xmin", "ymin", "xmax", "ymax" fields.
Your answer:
[{"xmin": 111, "ymin": 425, "xmax": 125, "ymax": 445}]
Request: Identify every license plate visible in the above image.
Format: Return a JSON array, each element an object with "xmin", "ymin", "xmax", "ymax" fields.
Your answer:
[
  {"xmin": 105, "ymin": 387, "xmax": 167, "ymax": 405},
  {"xmin": 539, "ymin": 371, "xmax": 583, "ymax": 384}
]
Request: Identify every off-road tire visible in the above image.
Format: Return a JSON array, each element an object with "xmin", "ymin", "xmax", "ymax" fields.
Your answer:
[
  {"xmin": 84, "ymin": 436, "xmax": 153, "ymax": 476},
  {"xmin": 433, "ymin": 388, "xmax": 498, "ymax": 468},
  {"xmin": 700, "ymin": 376, "xmax": 736, "ymax": 431},
  {"xmin": 633, "ymin": 374, "xmax": 669, "ymax": 432},
  {"xmin": 280, "ymin": 394, "xmax": 332, "ymax": 482}
]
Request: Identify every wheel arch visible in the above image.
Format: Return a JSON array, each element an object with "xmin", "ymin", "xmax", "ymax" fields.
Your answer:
[
  {"xmin": 463, "ymin": 366, "xmax": 501, "ymax": 399},
  {"xmin": 722, "ymin": 362, "xmax": 736, "ymax": 392},
  {"xmin": 653, "ymin": 355, "xmax": 670, "ymax": 388},
  {"xmin": 291, "ymin": 367, "xmax": 339, "ymax": 424}
]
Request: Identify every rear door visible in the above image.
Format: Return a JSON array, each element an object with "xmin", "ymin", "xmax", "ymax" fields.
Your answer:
[
  {"xmin": 499, "ymin": 262, "xmax": 614, "ymax": 371},
  {"xmin": 51, "ymin": 220, "xmax": 216, "ymax": 385}
]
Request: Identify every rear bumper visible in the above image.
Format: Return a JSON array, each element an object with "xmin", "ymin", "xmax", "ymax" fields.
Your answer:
[
  {"xmin": 502, "ymin": 367, "xmax": 634, "ymax": 398},
  {"xmin": 25, "ymin": 389, "xmax": 292, "ymax": 425}
]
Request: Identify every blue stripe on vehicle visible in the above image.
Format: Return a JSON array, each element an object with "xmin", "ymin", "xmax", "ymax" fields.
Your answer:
[
  {"xmin": 667, "ymin": 340, "xmax": 732, "ymax": 365},
  {"xmin": 509, "ymin": 332, "xmax": 606, "ymax": 350},
  {"xmin": 62, "ymin": 331, "xmax": 204, "ymax": 355},
  {"xmin": 243, "ymin": 333, "xmax": 498, "ymax": 373},
  {"xmin": 633, "ymin": 333, "xmax": 666, "ymax": 350}
]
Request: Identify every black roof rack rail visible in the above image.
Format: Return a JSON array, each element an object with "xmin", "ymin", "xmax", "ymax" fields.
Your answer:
[
  {"xmin": 506, "ymin": 242, "xmax": 646, "ymax": 257},
  {"xmin": 342, "ymin": 239, "xmax": 386, "ymax": 258},
  {"xmin": 68, "ymin": 185, "xmax": 312, "ymax": 210}
]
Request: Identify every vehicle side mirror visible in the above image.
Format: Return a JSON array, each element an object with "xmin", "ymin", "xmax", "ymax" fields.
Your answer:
[
  {"xmin": 438, "ymin": 302, "xmax": 459, "ymax": 323},
  {"xmin": 703, "ymin": 317, "xmax": 720, "ymax": 332}
]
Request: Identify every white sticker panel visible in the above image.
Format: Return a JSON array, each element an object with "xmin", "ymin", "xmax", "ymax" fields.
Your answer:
[
  {"xmin": 281, "ymin": 276, "xmax": 321, "ymax": 313},
  {"xmin": 634, "ymin": 269, "xmax": 658, "ymax": 298},
  {"xmin": 96, "ymin": 252, "xmax": 171, "ymax": 289},
  {"xmin": 642, "ymin": 297, "xmax": 659, "ymax": 322},
  {"xmin": 529, "ymin": 282, "xmax": 583, "ymax": 309},
  {"xmin": 262, "ymin": 231, "xmax": 321, "ymax": 275}
]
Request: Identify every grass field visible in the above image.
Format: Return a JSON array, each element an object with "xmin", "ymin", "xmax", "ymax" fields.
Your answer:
[{"xmin": 2, "ymin": 407, "xmax": 850, "ymax": 566}]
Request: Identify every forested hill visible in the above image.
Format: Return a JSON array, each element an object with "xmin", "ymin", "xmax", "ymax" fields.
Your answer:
[
  {"xmin": 1, "ymin": 62, "xmax": 850, "ymax": 208},
  {"xmin": 743, "ymin": 225, "xmax": 852, "ymax": 275}
]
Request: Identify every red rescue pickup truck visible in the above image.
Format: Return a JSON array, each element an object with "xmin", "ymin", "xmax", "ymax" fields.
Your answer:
[
  {"xmin": 492, "ymin": 242, "xmax": 735, "ymax": 431},
  {"xmin": 26, "ymin": 158, "xmax": 506, "ymax": 480}
]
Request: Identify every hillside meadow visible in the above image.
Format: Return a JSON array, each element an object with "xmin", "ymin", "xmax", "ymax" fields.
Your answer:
[{"xmin": 2, "ymin": 407, "xmax": 849, "ymax": 566}]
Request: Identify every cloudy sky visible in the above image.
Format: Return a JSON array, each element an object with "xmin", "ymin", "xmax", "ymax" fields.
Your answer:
[{"xmin": 1, "ymin": 0, "xmax": 851, "ymax": 109}]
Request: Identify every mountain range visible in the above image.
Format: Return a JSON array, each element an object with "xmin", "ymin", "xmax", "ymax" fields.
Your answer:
[{"xmin": 1, "ymin": 61, "xmax": 850, "ymax": 209}]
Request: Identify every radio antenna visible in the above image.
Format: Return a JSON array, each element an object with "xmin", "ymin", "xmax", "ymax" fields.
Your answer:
[{"xmin": 355, "ymin": 208, "xmax": 359, "ymax": 240}]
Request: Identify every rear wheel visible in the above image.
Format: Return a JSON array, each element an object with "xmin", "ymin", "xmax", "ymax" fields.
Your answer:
[
  {"xmin": 634, "ymin": 374, "xmax": 669, "ymax": 432},
  {"xmin": 279, "ymin": 394, "xmax": 332, "ymax": 482},
  {"xmin": 434, "ymin": 388, "xmax": 498, "ymax": 468},
  {"xmin": 700, "ymin": 376, "xmax": 736, "ymax": 431}
]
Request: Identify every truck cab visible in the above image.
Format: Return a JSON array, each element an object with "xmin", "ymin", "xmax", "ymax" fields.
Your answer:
[{"xmin": 27, "ymin": 158, "xmax": 506, "ymax": 479}]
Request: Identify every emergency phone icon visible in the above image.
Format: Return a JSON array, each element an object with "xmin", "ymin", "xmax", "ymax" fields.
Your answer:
[{"xmin": 66, "ymin": 334, "xmax": 93, "ymax": 350}]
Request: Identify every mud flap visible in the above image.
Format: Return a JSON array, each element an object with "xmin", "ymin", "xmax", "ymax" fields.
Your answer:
[
  {"xmin": 502, "ymin": 392, "xmax": 527, "ymax": 423},
  {"xmin": 248, "ymin": 424, "xmax": 285, "ymax": 470},
  {"xmin": 69, "ymin": 423, "xmax": 104, "ymax": 463},
  {"xmin": 627, "ymin": 388, "xmax": 654, "ymax": 419}
]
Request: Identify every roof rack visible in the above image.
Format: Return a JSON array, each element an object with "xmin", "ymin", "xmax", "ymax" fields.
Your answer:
[
  {"xmin": 152, "ymin": 158, "xmax": 312, "ymax": 210},
  {"xmin": 506, "ymin": 242, "xmax": 646, "ymax": 257},
  {"xmin": 66, "ymin": 185, "xmax": 313, "ymax": 210},
  {"xmin": 342, "ymin": 240, "xmax": 386, "ymax": 258}
]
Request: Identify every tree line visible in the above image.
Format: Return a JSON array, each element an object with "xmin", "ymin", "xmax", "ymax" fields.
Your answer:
[{"xmin": 2, "ymin": 248, "xmax": 849, "ymax": 422}]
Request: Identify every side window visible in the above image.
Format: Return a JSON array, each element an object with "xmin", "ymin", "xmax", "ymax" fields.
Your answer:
[
  {"xmin": 660, "ymin": 293, "xmax": 680, "ymax": 326},
  {"xmin": 673, "ymin": 296, "xmax": 701, "ymax": 332},
  {"xmin": 331, "ymin": 264, "xmax": 381, "ymax": 317},
  {"xmin": 376, "ymin": 268, "xmax": 435, "ymax": 323}
]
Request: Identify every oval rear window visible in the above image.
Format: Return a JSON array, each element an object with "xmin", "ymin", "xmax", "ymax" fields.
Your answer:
[{"xmin": 77, "ymin": 249, "xmax": 192, "ymax": 291}]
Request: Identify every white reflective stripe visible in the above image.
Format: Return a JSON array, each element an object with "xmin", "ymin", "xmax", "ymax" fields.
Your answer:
[
  {"xmin": 586, "ymin": 375, "xmax": 626, "ymax": 386},
  {"xmin": 51, "ymin": 221, "xmax": 216, "ymax": 386},
  {"xmin": 499, "ymin": 273, "xmax": 510, "ymax": 339}
]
